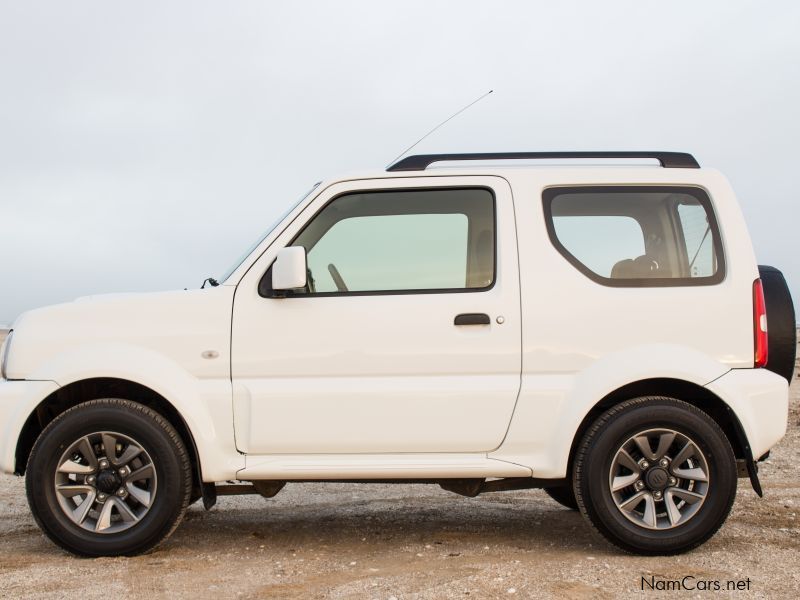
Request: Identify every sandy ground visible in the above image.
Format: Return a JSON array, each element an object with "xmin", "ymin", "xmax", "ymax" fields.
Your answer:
[{"xmin": 0, "ymin": 334, "xmax": 797, "ymax": 599}]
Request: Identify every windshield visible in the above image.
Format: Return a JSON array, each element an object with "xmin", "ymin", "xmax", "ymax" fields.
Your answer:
[{"xmin": 217, "ymin": 182, "xmax": 320, "ymax": 284}]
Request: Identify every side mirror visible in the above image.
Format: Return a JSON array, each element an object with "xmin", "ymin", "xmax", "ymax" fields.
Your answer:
[{"xmin": 272, "ymin": 246, "xmax": 307, "ymax": 292}]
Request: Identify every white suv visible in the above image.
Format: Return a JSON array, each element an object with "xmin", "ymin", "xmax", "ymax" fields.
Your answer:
[{"xmin": 1, "ymin": 151, "xmax": 795, "ymax": 557}]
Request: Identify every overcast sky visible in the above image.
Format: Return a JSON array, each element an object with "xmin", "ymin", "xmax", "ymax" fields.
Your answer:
[{"xmin": 1, "ymin": 1, "xmax": 798, "ymax": 324}]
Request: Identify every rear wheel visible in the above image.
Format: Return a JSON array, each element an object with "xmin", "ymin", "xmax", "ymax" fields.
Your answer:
[
  {"xmin": 573, "ymin": 397, "xmax": 736, "ymax": 555},
  {"xmin": 26, "ymin": 399, "xmax": 192, "ymax": 556}
]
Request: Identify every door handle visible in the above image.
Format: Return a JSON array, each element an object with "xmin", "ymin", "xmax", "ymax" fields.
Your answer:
[{"xmin": 454, "ymin": 313, "xmax": 491, "ymax": 326}]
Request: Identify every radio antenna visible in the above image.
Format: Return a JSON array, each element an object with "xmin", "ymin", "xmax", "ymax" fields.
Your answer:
[{"xmin": 386, "ymin": 89, "xmax": 493, "ymax": 167}]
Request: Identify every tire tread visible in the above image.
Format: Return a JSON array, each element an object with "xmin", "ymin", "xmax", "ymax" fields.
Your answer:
[
  {"xmin": 572, "ymin": 396, "xmax": 736, "ymax": 555},
  {"xmin": 26, "ymin": 398, "xmax": 192, "ymax": 556}
]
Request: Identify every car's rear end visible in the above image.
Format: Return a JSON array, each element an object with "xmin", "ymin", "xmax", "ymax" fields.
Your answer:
[{"xmin": 501, "ymin": 158, "xmax": 791, "ymax": 554}]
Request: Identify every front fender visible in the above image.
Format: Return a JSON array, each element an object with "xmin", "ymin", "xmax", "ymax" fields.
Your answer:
[
  {"xmin": 0, "ymin": 379, "xmax": 60, "ymax": 473},
  {"xmin": 18, "ymin": 343, "xmax": 242, "ymax": 480}
]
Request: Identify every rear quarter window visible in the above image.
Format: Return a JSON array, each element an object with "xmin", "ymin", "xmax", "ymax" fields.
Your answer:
[{"xmin": 543, "ymin": 186, "xmax": 725, "ymax": 286}]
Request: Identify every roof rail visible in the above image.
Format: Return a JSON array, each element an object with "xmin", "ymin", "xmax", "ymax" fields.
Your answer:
[{"xmin": 386, "ymin": 151, "xmax": 700, "ymax": 172}]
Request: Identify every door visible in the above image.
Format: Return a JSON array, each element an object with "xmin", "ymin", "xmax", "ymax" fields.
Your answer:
[{"xmin": 231, "ymin": 176, "xmax": 521, "ymax": 454}]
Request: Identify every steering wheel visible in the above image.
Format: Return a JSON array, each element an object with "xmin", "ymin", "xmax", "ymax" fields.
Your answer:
[{"xmin": 327, "ymin": 263, "xmax": 348, "ymax": 292}]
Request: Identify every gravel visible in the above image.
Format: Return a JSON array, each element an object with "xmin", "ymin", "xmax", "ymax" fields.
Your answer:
[{"xmin": 0, "ymin": 340, "xmax": 797, "ymax": 598}]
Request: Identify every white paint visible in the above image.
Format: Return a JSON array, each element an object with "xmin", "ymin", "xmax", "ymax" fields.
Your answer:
[
  {"xmin": 0, "ymin": 164, "xmax": 790, "ymax": 483},
  {"xmin": 231, "ymin": 176, "xmax": 521, "ymax": 454},
  {"xmin": 271, "ymin": 246, "xmax": 308, "ymax": 291}
]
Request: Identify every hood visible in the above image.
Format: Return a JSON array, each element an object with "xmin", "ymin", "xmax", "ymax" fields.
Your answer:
[{"xmin": 6, "ymin": 287, "xmax": 234, "ymax": 381}]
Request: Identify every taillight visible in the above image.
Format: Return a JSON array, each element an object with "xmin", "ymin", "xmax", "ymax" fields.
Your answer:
[{"xmin": 753, "ymin": 278, "xmax": 768, "ymax": 367}]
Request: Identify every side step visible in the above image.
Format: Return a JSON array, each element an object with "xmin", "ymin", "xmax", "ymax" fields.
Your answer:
[
  {"xmin": 201, "ymin": 477, "xmax": 566, "ymax": 510},
  {"xmin": 439, "ymin": 477, "xmax": 568, "ymax": 497},
  {"xmin": 237, "ymin": 453, "xmax": 531, "ymax": 480}
]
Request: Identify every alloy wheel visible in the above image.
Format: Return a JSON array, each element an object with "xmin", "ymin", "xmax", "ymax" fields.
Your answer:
[
  {"xmin": 608, "ymin": 428, "xmax": 709, "ymax": 530},
  {"xmin": 53, "ymin": 431, "xmax": 157, "ymax": 534}
]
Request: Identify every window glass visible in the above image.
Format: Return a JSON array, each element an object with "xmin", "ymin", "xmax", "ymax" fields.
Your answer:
[
  {"xmin": 219, "ymin": 182, "xmax": 320, "ymax": 283},
  {"xmin": 553, "ymin": 216, "xmax": 645, "ymax": 278},
  {"xmin": 678, "ymin": 203, "xmax": 715, "ymax": 277},
  {"xmin": 545, "ymin": 187, "xmax": 723, "ymax": 285},
  {"xmin": 292, "ymin": 188, "xmax": 494, "ymax": 294},
  {"xmin": 308, "ymin": 214, "xmax": 468, "ymax": 292}
]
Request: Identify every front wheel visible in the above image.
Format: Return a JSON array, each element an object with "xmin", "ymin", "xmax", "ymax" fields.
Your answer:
[
  {"xmin": 573, "ymin": 397, "xmax": 737, "ymax": 555},
  {"xmin": 26, "ymin": 399, "xmax": 192, "ymax": 556}
]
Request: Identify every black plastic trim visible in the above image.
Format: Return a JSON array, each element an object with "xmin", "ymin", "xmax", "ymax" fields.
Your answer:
[
  {"xmin": 757, "ymin": 265, "xmax": 797, "ymax": 382},
  {"xmin": 258, "ymin": 186, "xmax": 498, "ymax": 298},
  {"xmin": 454, "ymin": 313, "xmax": 491, "ymax": 326},
  {"xmin": 388, "ymin": 151, "xmax": 700, "ymax": 171},
  {"xmin": 201, "ymin": 482, "xmax": 217, "ymax": 510},
  {"xmin": 542, "ymin": 185, "xmax": 726, "ymax": 288},
  {"xmin": 724, "ymin": 404, "xmax": 763, "ymax": 497}
]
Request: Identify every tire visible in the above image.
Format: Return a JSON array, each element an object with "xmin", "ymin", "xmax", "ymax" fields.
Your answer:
[
  {"xmin": 758, "ymin": 265, "xmax": 797, "ymax": 383},
  {"xmin": 544, "ymin": 484, "xmax": 578, "ymax": 510},
  {"xmin": 26, "ymin": 399, "xmax": 192, "ymax": 557},
  {"xmin": 573, "ymin": 397, "xmax": 736, "ymax": 555}
]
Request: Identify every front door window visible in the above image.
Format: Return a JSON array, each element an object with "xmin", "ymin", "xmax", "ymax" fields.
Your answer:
[{"xmin": 291, "ymin": 188, "xmax": 495, "ymax": 294}]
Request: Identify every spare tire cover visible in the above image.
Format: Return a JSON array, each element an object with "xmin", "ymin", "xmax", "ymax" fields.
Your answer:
[{"xmin": 759, "ymin": 265, "xmax": 797, "ymax": 383}]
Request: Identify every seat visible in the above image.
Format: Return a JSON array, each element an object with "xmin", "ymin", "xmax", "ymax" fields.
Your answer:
[{"xmin": 611, "ymin": 255, "xmax": 660, "ymax": 279}]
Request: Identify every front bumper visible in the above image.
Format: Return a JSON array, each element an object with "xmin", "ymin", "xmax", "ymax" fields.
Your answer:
[
  {"xmin": 705, "ymin": 368, "xmax": 789, "ymax": 461},
  {"xmin": 0, "ymin": 379, "xmax": 60, "ymax": 474}
]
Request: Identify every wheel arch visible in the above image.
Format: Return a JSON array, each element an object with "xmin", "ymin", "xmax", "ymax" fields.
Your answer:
[
  {"xmin": 14, "ymin": 378, "xmax": 202, "ymax": 499},
  {"xmin": 564, "ymin": 377, "xmax": 757, "ymax": 491}
]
